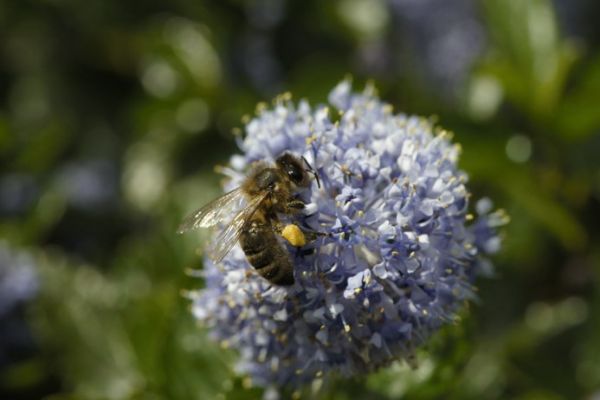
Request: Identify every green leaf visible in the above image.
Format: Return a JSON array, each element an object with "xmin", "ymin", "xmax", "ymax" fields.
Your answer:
[
  {"xmin": 480, "ymin": 0, "xmax": 578, "ymax": 121},
  {"xmin": 554, "ymin": 55, "xmax": 600, "ymax": 140},
  {"xmin": 30, "ymin": 244, "xmax": 234, "ymax": 400},
  {"xmin": 460, "ymin": 139, "xmax": 587, "ymax": 251}
]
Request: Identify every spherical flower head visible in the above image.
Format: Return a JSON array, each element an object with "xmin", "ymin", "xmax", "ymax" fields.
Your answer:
[{"xmin": 190, "ymin": 81, "xmax": 507, "ymax": 389}]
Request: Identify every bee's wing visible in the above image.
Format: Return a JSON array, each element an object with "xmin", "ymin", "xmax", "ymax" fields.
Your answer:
[
  {"xmin": 177, "ymin": 188, "xmax": 246, "ymax": 234},
  {"xmin": 210, "ymin": 192, "xmax": 268, "ymax": 263}
]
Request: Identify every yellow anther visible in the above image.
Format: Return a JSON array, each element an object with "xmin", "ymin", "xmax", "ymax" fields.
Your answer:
[
  {"xmin": 255, "ymin": 101, "xmax": 268, "ymax": 114},
  {"xmin": 306, "ymin": 134, "xmax": 318, "ymax": 145}
]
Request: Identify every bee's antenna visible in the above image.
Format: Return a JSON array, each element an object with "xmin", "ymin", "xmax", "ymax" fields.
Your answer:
[{"xmin": 301, "ymin": 156, "xmax": 321, "ymax": 189}]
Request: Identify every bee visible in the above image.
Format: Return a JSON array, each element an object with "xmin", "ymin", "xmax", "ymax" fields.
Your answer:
[{"xmin": 178, "ymin": 153, "xmax": 319, "ymax": 286}]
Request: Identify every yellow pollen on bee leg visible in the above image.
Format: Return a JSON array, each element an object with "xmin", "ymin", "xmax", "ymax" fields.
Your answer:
[{"xmin": 281, "ymin": 224, "xmax": 306, "ymax": 247}]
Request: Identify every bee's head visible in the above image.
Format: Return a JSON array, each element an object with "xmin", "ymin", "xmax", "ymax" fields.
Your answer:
[{"xmin": 276, "ymin": 153, "xmax": 311, "ymax": 187}]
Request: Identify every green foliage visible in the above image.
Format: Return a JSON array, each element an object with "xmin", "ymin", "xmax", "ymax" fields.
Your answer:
[
  {"xmin": 31, "ymin": 242, "xmax": 235, "ymax": 399},
  {"xmin": 480, "ymin": 0, "xmax": 578, "ymax": 122}
]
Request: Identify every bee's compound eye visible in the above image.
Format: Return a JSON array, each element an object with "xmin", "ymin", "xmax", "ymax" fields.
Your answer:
[
  {"xmin": 276, "ymin": 153, "xmax": 307, "ymax": 185},
  {"xmin": 287, "ymin": 167, "xmax": 303, "ymax": 184}
]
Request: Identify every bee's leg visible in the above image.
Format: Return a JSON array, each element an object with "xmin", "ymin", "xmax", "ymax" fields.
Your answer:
[
  {"xmin": 275, "ymin": 221, "xmax": 329, "ymax": 245},
  {"xmin": 285, "ymin": 198, "xmax": 305, "ymax": 213},
  {"xmin": 301, "ymin": 230, "xmax": 319, "ymax": 242},
  {"xmin": 272, "ymin": 221, "xmax": 285, "ymax": 235},
  {"xmin": 301, "ymin": 229, "xmax": 330, "ymax": 241}
]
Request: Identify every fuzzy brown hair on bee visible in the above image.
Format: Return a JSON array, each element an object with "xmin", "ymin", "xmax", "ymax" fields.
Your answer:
[{"xmin": 177, "ymin": 153, "xmax": 318, "ymax": 286}]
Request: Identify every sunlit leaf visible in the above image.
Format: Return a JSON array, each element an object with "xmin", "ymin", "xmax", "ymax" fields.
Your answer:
[
  {"xmin": 554, "ymin": 55, "xmax": 600, "ymax": 140},
  {"xmin": 480, "ymin": 0, "xmax": 578, "ymax": 121}
]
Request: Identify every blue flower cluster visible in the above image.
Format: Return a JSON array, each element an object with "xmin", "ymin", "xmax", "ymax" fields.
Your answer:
[
  {"xmin": 388, "ymin": 0, "xmax": 485, "ymax": 95},
  {"xmin": 0, "ymin": 241, "xmax": 38, "ymax": 368},
  {"xmin": 0, "ymin": 241, "xmax": 38, "ymax": 318},
  {"xmin": 190, "ymin": 81, "xmax": 507, "ymax": 389}
]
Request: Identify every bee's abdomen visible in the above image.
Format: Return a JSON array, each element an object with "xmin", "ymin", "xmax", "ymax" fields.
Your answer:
[{"xmin": 240, "ymin": 221, "xmax": 294, "ymax": 286}]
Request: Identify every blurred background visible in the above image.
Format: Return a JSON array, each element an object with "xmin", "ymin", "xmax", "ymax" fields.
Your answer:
[{"xmin": 1, "ymin": 0, "xmax": 599, "ymax": 398}]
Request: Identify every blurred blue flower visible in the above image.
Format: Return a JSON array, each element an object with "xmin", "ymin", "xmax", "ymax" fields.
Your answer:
[
  {"xmin": 55, "ymin": 159, "xmax": 118, "ymax": 211},
  {"xmin": 0, "ymin": 241, "xmax": 38, "ymax": 318},
  {"xmin": 190, "ymin": 81, "xmax": 507, "ymax": 389},
  {"xmin": 0, "ymin": 241, "xmax": 38, "ymax": 368},
  {"xmin": 0, "ymin": 174, "xmax": 39, "ymax": 217},
  {"xmin": 389, "ymin": 0, "xmax": 485, "ymax": 95}
]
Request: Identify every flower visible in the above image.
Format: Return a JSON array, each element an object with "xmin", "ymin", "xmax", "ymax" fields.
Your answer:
[
  {"xmin": 0, "ymin": 241, "xmax": 38, "ymax": 318},
  {"xmin": 189, "ymin": 81, "xmax": 507, "ymax": 390},
  {"xmin": 0, "ymin": 241, "xmax": 38, "ymax": 368},
  {"xmin": 388, "ymin": 0, "xmax": 486, "ymax": 96}
]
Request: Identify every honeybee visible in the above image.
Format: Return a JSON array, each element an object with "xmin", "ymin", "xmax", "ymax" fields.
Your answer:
[{"xmin": 178, "ymin": 153, "xmax": 319, "ymax": 286}]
